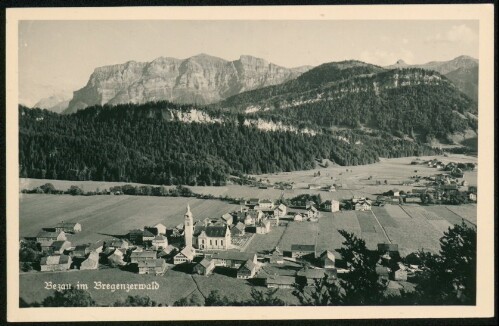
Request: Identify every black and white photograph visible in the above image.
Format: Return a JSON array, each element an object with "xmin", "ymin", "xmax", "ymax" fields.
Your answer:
[{"xmin": 5, "ymin": 4, "xmax": 495, "ymax": 322}]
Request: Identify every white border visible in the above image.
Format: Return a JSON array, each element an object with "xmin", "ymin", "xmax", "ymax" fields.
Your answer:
[{"xmin": 6, "ymin": 4, "xmax": 495, "ymax": 322}]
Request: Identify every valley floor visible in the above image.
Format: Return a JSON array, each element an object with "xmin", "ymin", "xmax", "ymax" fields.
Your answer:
[{"xmin": 17, "ymin": 154, "xmax": 479, "ymax": 306}]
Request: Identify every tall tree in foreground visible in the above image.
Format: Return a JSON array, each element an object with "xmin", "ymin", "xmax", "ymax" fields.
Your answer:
[
  {"xmin": 416, "ymin": 222, "xmax": 476, "ymax": 305},
  {"xmin": 294, "ymin": 230, "xmax": 386, "ymax": 305}
]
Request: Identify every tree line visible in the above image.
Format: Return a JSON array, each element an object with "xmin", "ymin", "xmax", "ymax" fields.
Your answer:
[{"xmin": 20, "ymin": 103, "xmax": 437, "ymax": 185}]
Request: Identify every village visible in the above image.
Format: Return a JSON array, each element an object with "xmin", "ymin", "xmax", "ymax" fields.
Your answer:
[{"xmin": 19, "ymin": 157, "xmax": 478, "ymax": 301}]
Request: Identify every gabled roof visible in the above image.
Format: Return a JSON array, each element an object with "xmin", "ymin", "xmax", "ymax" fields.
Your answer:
[
  {"xmin": 51, "ymin": 240, "xmax": 69, "ymax": 251},
  {"xmin": 308, "ymin": 206, "xmax": 318, "ymax": 212},
  {"xmin": 376, "ymin": 266, "xmax": 390, "ymax": 276},
  {"xmin": 128, "ymin": 229, "xmax": 143, "ymax": 235},
  {"xmin": 88, "ymin": 240, "xmax": 105, "ymax": 250},
  {"xmin": 211, "ymin": 251, "xmax": 256, "ymax": 262},
  {"xmin": 130, "ymin": 251, "xmax": 156, "ymax": 259},
  {"xmin": 234, "ymin": 222, "xmax": 245, "ymax": 231},
  {"xmin": 221, "ymin": 213, "xmax": 233, "ymax": 222},
  {"xmin": 40, "ymin": 254, "xmax": 71, "ymax": 265},
  {"xmin": 153, "ymin": 235, "xmax": 167, "ymax": 241},
  {"xmin": 154, "ymin": 223, "xmax": 166, "ymax": 229},
  {"xmin": 266, "ymin": 275, "xmax": 295, "ymax": 285},
  {"xmin": 179, "ymin": 246, "xmax": 196, "ymax": 260},
  {"xmin": 297, "ymin": 268, "xmax": 327, "ymax": 279},
  {"xmin": 260, "ymin": 199, "xmax": 273, "ymax": 204},
  {"xmin": 320, "ymin": 250, "xmax": 336, "ymax": 262},
  {"xmin": 36, "ymin": 230, "xmax": 63, "ymax": 238},
  {"xmin": 290, "ymin": 244, "xmax": 316, "ymax": 252},
  {"xmin": 275, "ymin": 204, "xmax": 287, "ymax": 211},
  {"xmin": 138, "ymin": 259, "xmax": 166, "ymax": 268},
  {"xmin": 240, "ymin": 259, "xmax": 256, "ymax": 271},
  {"xmin": 143, "ymin": 229, "xmax": 155, "ymax": 237},
  {"xmin": 198, "ymin": 257, "xmax": 214, "ymax": 269},
  {"xmin": 55, "ymin": 222, "xmax": 80, "ymax": 228},
  {"xmin": 204, "ymin": 225, "xmax": 228, "ymax": 238}
]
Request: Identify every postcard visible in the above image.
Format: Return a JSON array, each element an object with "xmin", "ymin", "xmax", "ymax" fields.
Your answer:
[{"xmin": 6, "ymin": 4, "xmax": 495, "ymax": 322}]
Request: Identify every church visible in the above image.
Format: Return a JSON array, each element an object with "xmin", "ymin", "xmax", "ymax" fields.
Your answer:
[{"xmin": 183, "ymin": 205, "xmax": 231, "ymax": 250}]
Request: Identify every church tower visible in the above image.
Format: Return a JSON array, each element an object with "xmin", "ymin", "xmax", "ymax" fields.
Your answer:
[{"xmin": 184, "ymin": 204, "xmax": 193, "ymax": 248}]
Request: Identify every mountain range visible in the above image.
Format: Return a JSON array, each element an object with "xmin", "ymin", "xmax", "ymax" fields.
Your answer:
[
  {"xmin": 385, "ymin": 55, "xmax": 478, "ymax": 101},
  {"xmin": 63, "ymin": 54, "xmax": 311, "ymax": 114},
  {"xmin": 215, "ymin": 60, "xmax": 477, "ymax": 144},
  {"xmin": 30, "ymin": 54, "xmax": 477, "ymax": 114}
]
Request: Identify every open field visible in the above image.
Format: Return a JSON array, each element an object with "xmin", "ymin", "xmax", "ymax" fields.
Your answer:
[
  {"xmin": 242, "ymin": 225, "xmax": 287, "ymax": 254},
  {"xmin": 277, "ymin": 221, "xmax": 318, "ymax": 252},
  {"xmin": 20, "ymin": 154, "xmax": 477, "ymax": 203},
  {"xmin": 20, "ymin": 194, "xmax": 239, "ymax": 243},
  {"xmin": 250, "ymin": 154, "xmax": 478, "ymax": 195}
]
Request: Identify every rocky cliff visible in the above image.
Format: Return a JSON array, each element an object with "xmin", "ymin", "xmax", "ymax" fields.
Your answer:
[{"xmin": 64, "ymin": 54, "xmax": 310, "ymax": 114}]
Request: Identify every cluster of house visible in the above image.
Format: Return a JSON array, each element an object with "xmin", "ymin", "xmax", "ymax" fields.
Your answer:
[
  {"xmin": 34, "ymin": 221, "xmax": 87, "ymax": 272},
  {"xmin": 375, "ymin": 243, "xmax": 422, "ymax": 284}
]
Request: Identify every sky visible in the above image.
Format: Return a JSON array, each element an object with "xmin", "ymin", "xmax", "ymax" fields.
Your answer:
[{"xmin": 18, "ymin": 20, "xmax": 479, "ymax": 106}]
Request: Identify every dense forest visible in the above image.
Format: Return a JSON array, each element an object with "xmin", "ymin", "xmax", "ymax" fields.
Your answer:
[
  {"xmin": 218, "ymin": 65, "xmax": 477, "ymax": 142},
  {"xmin": 19, "ymin": 102, "xmax": 437, "ymax": 185}
]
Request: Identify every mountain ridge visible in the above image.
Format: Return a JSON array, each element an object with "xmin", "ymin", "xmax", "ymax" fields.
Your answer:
[{"xmin": 64, "ymin": 54, "xmax": 312, "ymax": 114}]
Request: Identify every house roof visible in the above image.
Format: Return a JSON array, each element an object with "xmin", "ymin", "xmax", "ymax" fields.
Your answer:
[
  {"xmin": 221, "ymin": 213, "xmax": 233, "ymax": 222},
  {"xmin": 240, "ymin": 259, "xmax": 256, "ymax": 271},
  {"xmin": 162, "ymin": 245, "xmax": 177, "ymax": 255},
  {"xmin": 290, "ymin": 244, "xmax": 316, "ymax": 252},
  {"xmin": 266, "ymin": 276, "xmax": 295, "ymax": 285},
  {"xmin": 378, "ymin": 243, "xmax": 399, "ymax": 252},
  {"xmin": 260, "ymin": 199, "xmax": 273, "ymax": 204},
  {"xmin": 276, "ymin": 204, "xmax": 287, "ymax": 211},
  {"xmin": 179, "ymin": 246, "xmax": 196, "ymax": 259},
  {"xmin": 41, "ymin": 254, "xmax": 71, "ymax": 265},
  {"xmin": 320, "ymin": 250, "xmax": 336, "ymax": 262},
  {"xmin": 211, "ymin": 251, "xmax": 256, "ymax": 262},
  {"xmin": 128, "ymin": 229, "xmax": 143, "ymax": 235},
  {"xmin": 130, "ymin": 251, "xmax": 156, "ymax": 259},
  {"xmin": 88, "ymin": 240, "xmax": 105, "ymax": 250},
  {"xmin": 51, "ymin": 240, "xmax": 69, "ymax": 251},
  {"xmin": 109, "ymin": 239, "xmax": 127, "ymax": 247},
  {"xmin": 249, "ymin": 198, "xmax": 260, "ymax": 203},
  {"xmin": 74, "ymin": 244, "xmax": 89, "ymax": 252},
  {"xmin": 376, "ymin": 266, "xmax": 390, "ymax": 276},
  {"xmin": 204, "ymin": 225, "xmax": 228, "ymax": 238},
  {"xmin": 36, "ymin": 230, "xmax": 63, "ymax": 238},
  {"xmin": 143, "ymin": 230, "xmax": 155, "ymax": 237},
  {"xmin": 297, "ymin": 268, "xmax": 327, "ymax": 279},
  {"xmin": 257, "ymin": 219, "xmax": 270, "ymax": 227},
  {"xmin": 153, "ymin": 235, "xmax": 167, "ymax": 241},
  {"xmin": 154, "ymin": 223, "xmax": 166, "ymax": 229},
  {"xmin": 55, "ymin": 222, "xmax": 79, "ymax": 228},
  {"xmin": 234, "ymin": 222, "xmax": 245, "ymax": 231},
  {"xmin": 198, "ymin": 258, "xmax": 214, "ymax": 269},
  {"xmin": 138, "ymin": 259, "xmax": 166, "ymax": 268}
]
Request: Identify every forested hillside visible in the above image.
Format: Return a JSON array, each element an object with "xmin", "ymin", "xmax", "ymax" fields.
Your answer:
[
  {"xmin": 19, "ymin": 103, "xmax": 437, "ymax": 185},
  {"xmin": 217, "ymin": 63, "xmax": 477, "ymax": 142}
]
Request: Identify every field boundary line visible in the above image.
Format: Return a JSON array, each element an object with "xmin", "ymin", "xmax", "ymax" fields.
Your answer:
[
  {"xmin": 190, "ymin": 275, "xmax": 207, "ymax": 301},
  {"xmin": 399, "ymin": 205, "xmax": 415, "ymax": 219},
  {"xmin": 370, "ymin": 210, "xmax": 392, "ymax": 244},
  {"xmin": 444, "ymin": 206, "xmax": 477, "ymax": 228}
]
